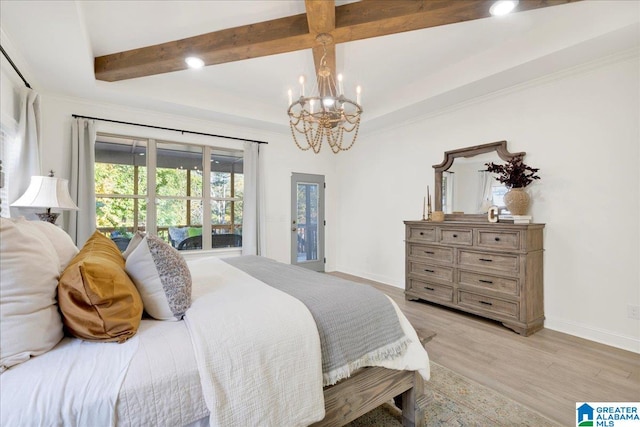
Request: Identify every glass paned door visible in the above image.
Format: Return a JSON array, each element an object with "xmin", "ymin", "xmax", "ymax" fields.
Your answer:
[{"xmin": 291, "ymin": 173, "xmax": 325, "ymax": 271}]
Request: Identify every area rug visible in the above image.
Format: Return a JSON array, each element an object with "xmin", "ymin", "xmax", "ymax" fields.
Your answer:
[{"xmin": 347, "ymin": 362, "xmax": 561, "ymax": 426}]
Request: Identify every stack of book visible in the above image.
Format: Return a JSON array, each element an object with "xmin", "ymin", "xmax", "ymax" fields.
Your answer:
[{"xmin": 512, "ymin": 215, "xmax": 532, "ymax": 224}]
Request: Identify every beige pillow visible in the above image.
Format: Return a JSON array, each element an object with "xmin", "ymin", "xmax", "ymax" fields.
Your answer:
[
  {"xmin": 58, "ymin": 231, "xmax": 143, "ymax": 343},
  {"xmin": 0, "ymin": 218, "xmax": 63, "ymax": 372},
  {"xmin": 21, "ymin": 218, "xmax": 79, "ymax": 272}
]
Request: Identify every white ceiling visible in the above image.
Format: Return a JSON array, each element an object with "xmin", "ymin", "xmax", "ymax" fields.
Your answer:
[{"xmin": 1, "ymin": 1, "xmax": 638, "ymax": 135}]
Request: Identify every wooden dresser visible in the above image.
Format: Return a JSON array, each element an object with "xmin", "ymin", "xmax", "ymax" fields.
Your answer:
[{"xmin": 404, "ymin": 220, "xmax": 544, "ymax": 336}]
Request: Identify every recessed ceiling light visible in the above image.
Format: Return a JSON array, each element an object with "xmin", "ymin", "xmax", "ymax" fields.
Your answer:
[
  {"xmin": 185, "ymin": 56, "xmax": 204, "ymax": 69},
  {"xmin": 490, "ymin": 0, "xmax": 518, "ymax": 16}
]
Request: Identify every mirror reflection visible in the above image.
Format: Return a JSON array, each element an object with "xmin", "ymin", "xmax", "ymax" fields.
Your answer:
[{"xmin": 442, "ymin": 152, "xmax": 507, "ymax": 214}]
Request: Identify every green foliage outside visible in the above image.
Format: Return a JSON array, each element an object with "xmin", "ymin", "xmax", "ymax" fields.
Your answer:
[
  {"xmin": 95, "ymin": 163, "xmax": 243, "ymax": 238},
  {"xmin": 95, "ymin": 163, "xmax": 147, "ymax": 236},
  {"xmin": 297, "ymin": 183, "xmax": 318, "ymax": 225}
]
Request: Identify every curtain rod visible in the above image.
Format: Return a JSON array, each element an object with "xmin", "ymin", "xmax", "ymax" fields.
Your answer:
[
  {"xmin": 0, "ymin": 44, "xmax": 32, "ymax": 89},
  {"xmin": 71, "ymin": 114, "xmax": 268, "ymax": 145}
]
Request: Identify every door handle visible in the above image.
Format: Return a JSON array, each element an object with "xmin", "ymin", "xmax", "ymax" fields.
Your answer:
[{"xmin": 292, "ymin": 228, "xmax": 297, "ymax": 231}]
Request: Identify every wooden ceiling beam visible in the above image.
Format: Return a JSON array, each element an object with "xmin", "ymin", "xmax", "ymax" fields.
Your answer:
[
  {"xmin": 94, "ymin": 0, "xmax": 580, "ymax": 82},
  {"xmin": 95, "ymin": 13, "xmax": 314, "ymax": 82},
  {"xmin": 331, "ymin": 0, "xmax": 579, "ymax": 44}
]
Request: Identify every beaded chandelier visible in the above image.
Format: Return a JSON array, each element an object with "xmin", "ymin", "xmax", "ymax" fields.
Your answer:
[{"xmin": 287, "ymin": 34, "xmax": 363, "ymax": 154}]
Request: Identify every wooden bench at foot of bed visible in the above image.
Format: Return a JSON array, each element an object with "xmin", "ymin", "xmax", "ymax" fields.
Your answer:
[{"xmin": 312, "ymin": 328, "xmax": 436, "ymax": 427}]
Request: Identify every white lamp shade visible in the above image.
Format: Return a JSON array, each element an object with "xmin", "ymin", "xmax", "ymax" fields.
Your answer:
[{"xmin": 11, "ymin": 176, "xmax": 79, "ymax": 210}]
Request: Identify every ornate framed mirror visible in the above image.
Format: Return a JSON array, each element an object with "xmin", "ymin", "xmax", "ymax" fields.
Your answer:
[{"xmin": 433, "ymin": 141, "xmax": 525, "ymax": 222}]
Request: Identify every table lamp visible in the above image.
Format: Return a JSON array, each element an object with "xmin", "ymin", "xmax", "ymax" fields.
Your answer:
[{"xmin": 10, "ymin": 171, "xmax": 79, "ymax": 224}]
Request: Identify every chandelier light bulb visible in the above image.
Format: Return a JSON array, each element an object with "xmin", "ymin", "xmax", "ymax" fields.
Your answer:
[
  {"xmin": 356, "ymin": 85, "xmax": 362, "ymax": 105},
  {"xmin": 323, "ymin": 98, "xmax": 335, "ymax": 107},
  {"xmin": 490, "ymin": 0, "xmax": 518, "ymax": 16},
  {"xmin": 299, "ymin": 75, "xmax": 305, "ymax": 96},
  {"xmin": 337, "ymin": 73, "xmax": 344, "ymax": 95},
  {"xmin": 288, "ymin": 89, "xmax": 293, "ymax": 105}
]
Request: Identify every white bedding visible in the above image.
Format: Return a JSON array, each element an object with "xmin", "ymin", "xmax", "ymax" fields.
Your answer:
[
  {"xmin": 116, "ymin": 320, "xmax": 208, "ymax": 426},
  {"xmin": 0, "ymin": 335, "xmax": 139, "ymax": 427},
  {"xmin": 0, "ymin": 255, "xmax": 429, "ymax": 427},
  {"xmin": 184, "ymin": 257, "xmax": 325, "ymax": 427}
]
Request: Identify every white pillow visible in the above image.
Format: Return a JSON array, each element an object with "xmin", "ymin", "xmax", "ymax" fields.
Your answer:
[
  {"xmin": 0, "ymin": 218, "xmax": 64, "ymax": 372},
  {"xmin": 125, "ymin": 234, "xmax": 192, "ymax": 321},
  {"xmin": 122, "ymin": 231, "xmax": 145, "ymax": 260},
  {"xmin": 21, "ymin": 218, "xmax": 79, "ymax": 272}
]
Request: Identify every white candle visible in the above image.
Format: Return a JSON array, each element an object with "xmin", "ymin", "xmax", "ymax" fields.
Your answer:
[
  {"xmin": 299, "ymin": 75, "xmax": 305, "ymax": 96},
  {"xmin": 356, "ymin": 85, "xmax": 362, "ymax": 105},
  {"xmin": 310, "ymin": 99, "xmax": 315, "ymax": 114},
  {"xmin": 337, "ymin": 74, "xmax": 344, "ymax": 95},
  {"xmin": 288, "ymin": 89, "xmax": 292, "ymax": 105}
]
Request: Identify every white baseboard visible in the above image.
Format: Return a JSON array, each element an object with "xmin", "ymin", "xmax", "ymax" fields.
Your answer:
[
  {"xmin": 332, "ymin": 265, "xmax": 403, "ymax": 290},
  {"xmin": 535, "ymin": 316, "xmax": 639, "ymax": 354}
]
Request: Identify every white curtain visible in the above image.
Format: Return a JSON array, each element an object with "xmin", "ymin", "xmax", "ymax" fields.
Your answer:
[
  {"xmin": 242, "ymin": 141, "xmax": 266, "ymax": 255},
  {"xmin": 69, "ymin": 118, "xmax": 96, "ymax": 246},
  {"xmin": 9, "ymin": 87, "xmax": 41, "ymax": 218},
  {"xmin": 477, "ymin": 171, "xmax": 493, "ymax": 213}
]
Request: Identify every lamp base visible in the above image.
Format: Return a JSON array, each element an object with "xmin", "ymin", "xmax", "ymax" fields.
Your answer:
[{"xmin": 36, "ymin": 212, "xmax": 60, "ymax": 224}]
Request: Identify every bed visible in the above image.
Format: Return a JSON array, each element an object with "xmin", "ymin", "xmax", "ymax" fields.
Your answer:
[{"xmin": 0, "ymin": 217, "xmax": 431, "ymax": 426}]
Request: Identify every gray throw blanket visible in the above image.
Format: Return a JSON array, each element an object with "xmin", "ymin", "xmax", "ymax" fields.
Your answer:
[{"xmin": 223, "ymin": 256, "xmax": 410, "ymax": 385}]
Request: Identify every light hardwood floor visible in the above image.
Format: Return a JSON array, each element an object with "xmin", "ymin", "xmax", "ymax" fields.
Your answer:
[{"xmin": 331, "ymin": 272, "xmax": 640, "ymax": 427}]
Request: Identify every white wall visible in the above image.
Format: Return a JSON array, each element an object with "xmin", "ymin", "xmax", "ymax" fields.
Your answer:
[
  {"xmin": 0, "ymin": 62, "xmax": 21, "ymax": 124},
  {"xmin": 36, "ymin": 95, "xmax": 338, "ymax": 268},
  {"xmin": 333, "ymin": 51, "xmax": 640, "ymax": 352}
]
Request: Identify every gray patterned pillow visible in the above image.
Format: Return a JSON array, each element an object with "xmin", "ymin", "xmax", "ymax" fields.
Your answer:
[{"xmin": 125, "ymin": 234, "xmax": 192, "ymax": 321}]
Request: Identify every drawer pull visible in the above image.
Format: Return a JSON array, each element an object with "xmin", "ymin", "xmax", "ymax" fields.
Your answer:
[
  {"xmin": 453, "ymin": 234, "xmax": 458, "ymax": 238},
  {"xmin": 479, "ymin": 258, "xmax": 493, "ymax": 262},
  {"xmin": 424, "ymin": 269, "xmax": 435, "ymax": 273},
  {"xmin": 479, "ymin": 300, "xmax": 493, "ymax": 306},
  {"xmin": 424, "ymin": 287, "xmax": 435, "ymax": 291},
  {"xmin": 479, "ymin": 279, "xmax": 494, "ymax": 284},
  {"xmin": 419, "ymin": 232, "xmax": 424, "ymax": 235},
  {"xmin": 494, "ymin": 237, "xmax": 501, "ymax": 241},
  {"xmin": 424, "ymin": 251, "xmax": 435, "ymax": 255}
]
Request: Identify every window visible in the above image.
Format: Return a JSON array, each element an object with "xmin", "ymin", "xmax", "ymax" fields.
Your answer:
[{"xmin": 95, "ymin": 134, "xmax": 243, "ymax": 251}]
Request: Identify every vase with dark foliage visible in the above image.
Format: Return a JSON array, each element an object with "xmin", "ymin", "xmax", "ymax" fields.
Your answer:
[{"xmin": 485, "ymin": 155, "xmax": 540, "ymax": 215}]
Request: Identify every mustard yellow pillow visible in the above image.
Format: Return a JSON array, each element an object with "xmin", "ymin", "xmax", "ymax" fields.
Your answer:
[{"xmin": 58, "ymin": 231, "xmax": 143, "ymax": 343}]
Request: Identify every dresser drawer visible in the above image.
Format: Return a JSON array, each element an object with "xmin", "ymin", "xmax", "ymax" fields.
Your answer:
[
  {"xmin": 409, "ymin": 279, "xmax": 453, "ymax": 303},
  {"xmin": 458, "ymin": 291, "xmax": 518, "ymax": 319},
  {"xmin": 407, "ymin": 226, "xmax": 436, "ymax": 243},
  {"xmin": 458, "ymin": 250, "xmax": 519, "ymax": 274},
  {"xmin": 439, "ymin": 228, "xmax": 473, "ymax": 245},
  {"xmin": 409, "ymin": 261, "xmax": 454, "ymax": 283},
  {"xmin": 476, "ymin": 230, "xmax": 520, "ymax": 251},
  {"xmin": 408, "ymin": 244, "xmax": 454, "ymax": 264},
  {"xmin": 459, "ymin": 270, "xmax": 518, "ymax": 295}
]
